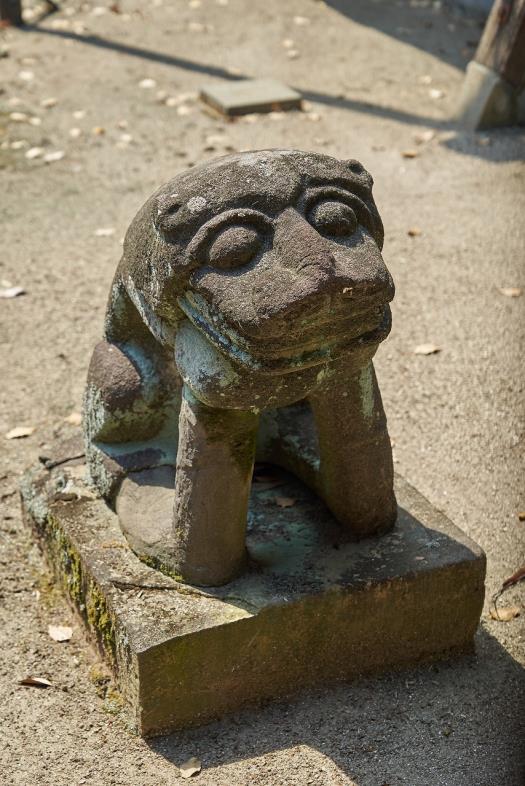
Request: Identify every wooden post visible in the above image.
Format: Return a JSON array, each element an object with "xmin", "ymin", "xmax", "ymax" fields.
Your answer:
[
  {"xmin": 0, "ymin": 0, "xmax": 22, "ymax": 26},
  {"xmin": 475, "ymin": 0, "xmax": 525, "ymax": 88},
  {"xmin": 456, "ymin": 0, "xmax": 525, "ymax": 129}
]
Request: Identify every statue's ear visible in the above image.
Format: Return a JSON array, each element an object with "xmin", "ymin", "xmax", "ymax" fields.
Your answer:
[
  {"xmin": 344, "ymin": 159, "xmax": 374, "ymax": 187},
  {"xmin": 154, "ymin": 194, "xmax": 182, "ymax": 234}
]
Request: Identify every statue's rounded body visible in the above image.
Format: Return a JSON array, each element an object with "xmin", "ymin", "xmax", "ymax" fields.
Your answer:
[{"xmin": 84, "ymin": 150, "xmax": 397, "ymax": 586}]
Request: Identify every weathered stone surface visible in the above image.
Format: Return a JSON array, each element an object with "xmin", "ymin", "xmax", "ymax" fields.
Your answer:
[
  {"xmin": 199, "ymin": 78, "xmax": 302, "ymax": 116},
  {"xmin": 21, "ymin": 460, "xmax": 486, "ymax": 737},
  {"xmin": 83, "ymin": 150, "xmax": 398, "ymax": 585}
]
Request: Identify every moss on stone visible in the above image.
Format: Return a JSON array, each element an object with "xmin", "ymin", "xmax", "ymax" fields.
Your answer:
[
  {"xmin": 103, "ymin": 687, "xmax": 125, "ymax": 716},
  {"xmin": 37, "ymin": 511, "xmax": 117, "ymax": 661},
  {"xmin": 86, "ymin": 580, "xmax": 116, "ymax": 660},
  {"xmin": 139, "ymin": 553, "xmax": 184, "ymax": 582},
  {"xmin": 46, "ymin": 513, "xmax": 84, "ymax": 606}
]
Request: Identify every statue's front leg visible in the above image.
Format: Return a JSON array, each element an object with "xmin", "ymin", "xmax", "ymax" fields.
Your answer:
[
  {"xmin": 171, "ymin": 386, "xmax": 259, "ymax": 586},
  {"xmin": 308, "ymin": 358, "xmax": 396, "ymax": 539}
]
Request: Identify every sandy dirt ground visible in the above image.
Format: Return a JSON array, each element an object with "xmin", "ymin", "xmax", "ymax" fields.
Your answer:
[{"xmin": 1, "ymin": 1, "xmax": 524, "ymax": 784}]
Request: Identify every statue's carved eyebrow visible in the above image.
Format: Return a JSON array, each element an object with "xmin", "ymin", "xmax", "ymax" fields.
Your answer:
[
  {"xmin": 156, "ymin": 193, "xmax": 281, "ymax": 241},
  {"xmin": 303, "ymin": 176, "xmax": 372, "ymax": 202},
  {"xmin": 187, "ymin": 208, "xmax": 272, "ymax": 262},
  {"xmin": 302, "ymin": 184, "xmax": 370, "ymax": 219},
  {"xmin": 302, "ymin": 182, "xmax": 382, "ymax": 243}
]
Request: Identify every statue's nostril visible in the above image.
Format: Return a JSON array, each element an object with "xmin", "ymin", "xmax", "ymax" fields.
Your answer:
[{"xmin": 295, "ymin": 252, "xmax": 335, "ymax": 275}]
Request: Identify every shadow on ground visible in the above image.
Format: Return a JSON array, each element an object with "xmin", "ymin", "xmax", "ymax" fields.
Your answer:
[
  {"xmin": 22, "ymin": 21, "xmax": 524, "ymax": 162},
  {"xmin": 148, "ymin": 630, "xmax": 524, "ymax": 786},
  {"xmin": 325, "ymin": 0, "xmax": 485, "ymax": 69}
]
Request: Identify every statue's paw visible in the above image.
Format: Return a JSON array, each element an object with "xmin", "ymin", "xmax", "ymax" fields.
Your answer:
[
  {"xmin": 85, "ymin": 426, "xmax": 178, "ymax": 503},
  {"xmin": 116, "ymin": 466, "xmax": 178, "ymax": 572}
]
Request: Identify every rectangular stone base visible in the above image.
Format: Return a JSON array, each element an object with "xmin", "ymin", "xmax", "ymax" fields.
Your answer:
[{"xmin": 21, "ymin": 461, "xmax": 485, "ymax": 736}]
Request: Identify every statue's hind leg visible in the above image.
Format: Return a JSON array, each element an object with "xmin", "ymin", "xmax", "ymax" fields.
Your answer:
[
  {"xmin": 83, "ymin": 278, "xmax": 181, "ymax": 503},
  {"xmin": 258, "ymin": 357, "xmax": 396, "ymax": 540}
]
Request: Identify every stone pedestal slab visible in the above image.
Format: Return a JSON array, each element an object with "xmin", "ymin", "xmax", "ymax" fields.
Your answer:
[{"xmin": 21, "ymin": 460, "xmax": 485, "ymax": 737}]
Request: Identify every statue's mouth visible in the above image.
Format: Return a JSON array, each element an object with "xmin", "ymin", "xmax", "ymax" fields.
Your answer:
[{"xmin": 178, "ymin": 294, "xmax": 391, "ymax": 374}]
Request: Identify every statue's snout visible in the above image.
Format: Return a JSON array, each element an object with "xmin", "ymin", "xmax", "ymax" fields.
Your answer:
[{"xmin": 274, "ymin": 207, "xmax": 336, "ymax": 276}]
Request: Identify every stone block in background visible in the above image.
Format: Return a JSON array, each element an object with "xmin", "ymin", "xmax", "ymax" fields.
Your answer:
[{"xmin": 199, "ymin": 78, "xmax": 302, "ymax": 116}]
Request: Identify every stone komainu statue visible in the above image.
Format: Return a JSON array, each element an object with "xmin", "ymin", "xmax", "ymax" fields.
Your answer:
[{"xmin": 84, "ymin": 149, "xmax": 397, "ymax": 586}]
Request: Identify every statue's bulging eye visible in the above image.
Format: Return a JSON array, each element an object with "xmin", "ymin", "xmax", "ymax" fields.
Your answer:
[
  {"xmin": 208, "ymin": 225, "xmax": 260, "ymax": 269},
  {"xmin": 309, "ymin": 200, "xmax": 357, "ymax": 237}
]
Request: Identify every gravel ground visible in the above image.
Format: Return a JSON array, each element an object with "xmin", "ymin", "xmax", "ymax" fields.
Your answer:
[{"xmin": 0, "ymin": 1, "xmax": 524, "ymax": 785}]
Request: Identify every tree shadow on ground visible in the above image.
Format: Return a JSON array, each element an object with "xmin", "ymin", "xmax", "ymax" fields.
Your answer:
[
  {"xmin": 23, "ymin": 22, "xmax": 524, "ymax": 162},
  {"xmin": 148, "ymin": 629, "xmax": 525, "ymax": 786},
  {"xmin": 324, "ymin": 0, "xmax": 485, "ymax": 70}
]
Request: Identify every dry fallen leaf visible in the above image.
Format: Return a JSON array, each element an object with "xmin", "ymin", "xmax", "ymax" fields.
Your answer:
[
  {"xmin": 491, "ymin": 564, "xmax": 525, "ymax": 612},
  {"xmin": 9, "ymin": 111, "xmax": 29, "ymax": 122},
  {"xmin": 92, "ymin": 126, "xmax": 106, "ymax": 135},
  {"xmin": 6, "ymin": 426, "xmax": 35, "ymax": 439},
  {"xmin": 401, "ymin": 150, "xmax": 418, "ymax": 158},
  {"xmin": 414, "ymin": 130, "xmax": 435, "ymax": 144},
  {"xmin": 19, "ymin": 676, "xmax": 52, "ymax": 688},
  {"xmin": 407, "ymin": 227, "xmax": 422, "ymax": 237},
  {"xmin": 180, "ymin": 757, "xmax": 202, "ymax": 778},
  {"xmin": 65, "ymin": 412, "xmax": 82, "ymax": 426},
  {"xmin": 414, "ymin": 344, "xmax": 441, "ymax": 356},
  {"xmin": 275, "ymin": 496, "xmax": 296, "ymax": 508},
  {"xmin": 48, "ymin": 624, "xmax": 73, "ymax": 642},
  {"xmin": 502, "ymin": 564, "xmax": 525, "ymax": 590},
  {"xmin": 254, "ymin": 473, "xmax": 279, "ymax": 484},
  {"xmin": 0, "ymin": 286, "xmax": 25, "ymax": 298},
  {"xmin": 25, "ymin": 147, "xmax": 44, "ymax": 160},
  {"xmin": 498, "ymin": 287, "xmax": 522, "ymax": 298},
  {"xmin": 41, "ymin": 97, "xmax": 58, "ymax": 108},
  {"xmin": 489, "ymin": 605, "xmax": 521, "ymax": 622},
  {"xmin": 44, "ymin": 150, "xmax": 65, "ymax": 163}
]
